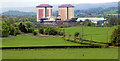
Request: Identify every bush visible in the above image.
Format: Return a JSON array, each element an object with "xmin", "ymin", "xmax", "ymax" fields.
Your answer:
[
  {"xmin": 33, "ymin": 31, "xmax": 37, "ymax": 36},
  {"xmin": 28, "ymin": 27, "xmax": 34, "ymax": 33},
  {"xmin": 18, "ymin": 22, "xmax": 34, "ymax": 33},
  {"xmin": 74, "ymin": 32, "xmax": 79, "ymax": 37},
  {"xmin": 38, "ymin": 26, "xmax": 64, "ymax": 36},
  {"xmin": 9, "ymin": 26, "xmax": 16, "ymax": 36},
  {"xmin": 111, "ymin": 25, "xmax": 120, "ymax": 46},
  {"xmin": 15, "ymin": 27, "xmax": 21, "ymax": 35},
  {"xmin": 39, "ymin": 28, "xmax": 44, "ymax": 34},
  {"xmin": 18, "ymin": 22, "xmax": 28, "ymax": 33}
]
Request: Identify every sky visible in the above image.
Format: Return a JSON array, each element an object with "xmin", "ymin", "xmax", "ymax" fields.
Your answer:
[
  {"xmin": 0, "ymin": 0, "xmax": 119, "ymax": 4},
  {"xmin": 0, "ymin": 0, "xmax": 119, "ymax": 8}
]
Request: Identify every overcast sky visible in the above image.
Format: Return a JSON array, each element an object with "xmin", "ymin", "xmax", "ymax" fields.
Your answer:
[
  {"xmin": 0, "ymin": 0, "xmax": 119, "ymax": 8},
  {"xmin": 1, "ymin": 0, "xmax": 119, "ymax": 4}
]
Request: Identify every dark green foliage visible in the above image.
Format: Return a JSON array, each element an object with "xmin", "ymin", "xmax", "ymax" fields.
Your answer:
[
  {"xmin": 111, "ymin": 25, "xmax": 120, "ymax": 45},
  {"xmin": 74, "ymin": 32, "xmax": 79, "ymax": 37},
  {"xmin": 2, "ymin": 21, "xmax": 10, "ymax": 37},
  {"xmin": 15, "ymin": 27, "xmax": 21, "ymax": 35},
  {"xmin": 18, "ymin": 22, "xmax": 34, "ymax": 33},
  {"xmin": 82, "ymin": 19, "xmax": 95, "ymax": 26},
  {"xmin": 33, "ymin": 31, "xmax": 37, "ymax": 36},
  {"xmin": 18, "ymin": 23, "xmax": 28, "ymax": 33},
  {"xmin": 1, "ymin": 20, "xmax": 21, "ymax": 37},
  {"xmin": 28, "ymin": 27, "xmax": 34, "ymax": 33},
  {"xmin": 38, "ymin": 27, "xmax": 64, "ymax": 36},
  {"xmin": 9, "ymin": 26, "xmax": 16, "ymax": 36},
  {"xmin": 109, "ymin": 17, "xmax": 120, "ymax": 26},
  {"xmin": 39, "ymin": 28, "xmax": 44, "ymax": 34}
]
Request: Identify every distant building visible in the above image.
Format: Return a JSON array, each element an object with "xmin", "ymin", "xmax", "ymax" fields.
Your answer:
[
  {"xmin": 76, "ymin": 18, "xmax": 106, "ymax": 25},
  {"xmin": 58, "ymin": 4, "xmax": 74, "ymax": 21},
  {"xmin": 36, "ymin": 4, "xmax": 53, "ymax": 22}
]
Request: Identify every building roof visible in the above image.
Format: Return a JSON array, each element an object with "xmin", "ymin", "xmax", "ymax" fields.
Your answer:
[
  {"xmin": 59, "ymin": 4, "xmax": 74, "ymax": 7},
  {"xmin": 36, "ymin": 4, "xmax": 53, "ymax": 7},
  {"xmin": 76, "ymin": 18, "xmax": 106, "ymax": 22}
]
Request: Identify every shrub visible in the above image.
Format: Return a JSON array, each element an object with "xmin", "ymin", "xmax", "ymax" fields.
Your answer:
[
  {"xmin": 28, "ymin": 27, "xmax": 34, "ymax": 33},
  {"xmin": 33, "ymin": 31, "xmax": 37, "ymax": 36},
  {"xmin": 18, "ymin": 22, "xmax": 28, "ymax": 33},
  {"xmin": 15, "ymin": 27, "xmax": 21, "ymax": 35},
  {"xmin": 74, "ymin": 32, "xmax": 79, "ymax": 37},
  {"xmin": 9, "ymin": 26, "xmax": 16, "ymax": 36},
  {"xmin": 39, "ymin": 28, "xmax": 44, "ymax": 34},
  {"xmin": 38, "ymin": 26, "xmax": 64, "ymax": 36},
  {"xmin": 18, "ymin": 22, "xmax": 34, "ymax": 33},
  {"xmin": 111, "ymin": 25, "xmax": 120, "ymax": 46}
]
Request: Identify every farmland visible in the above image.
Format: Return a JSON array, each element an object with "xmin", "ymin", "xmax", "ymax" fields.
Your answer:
[
  {"xmin": 2, "ymin": 48, "xmax": 118, "ymax": 59},
  {"xmin": 2, "ymin": 26, "xmax": 118, "ymax": 59},
  {"xmin": 2, "ymin": 35, "xmax": 86, "ymax": 47},
  {"xmin": 64, "ymin": 26, "xmax": 115, "ymax": 43}
]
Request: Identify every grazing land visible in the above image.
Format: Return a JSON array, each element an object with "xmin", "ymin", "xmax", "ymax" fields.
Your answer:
[
  {"xmin": 2, "ymin": 34, "xmax": 87, "ymax": 47},
  {"xmin": 65, "ymin": 26, "xmax": 115, "ymax": 43},
  {"xmin": 2, "ymin": 48, "xmax": 118, "ymax": 59},
  {"xmin": 2, "ymin": 26, "xmax": 118, "ymax": 59}
]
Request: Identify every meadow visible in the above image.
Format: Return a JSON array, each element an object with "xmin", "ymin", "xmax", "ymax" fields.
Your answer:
[
  {"xmin": 64, "ymin": 26, "xmax": 115, "ymax": 43},
  {"xmin": 2, "ymin": 48, "xmax": 118, "ymax": 59},
  {"xmin": 2, "ymin": 26, "xmax": 118, "ymax": 59},
  {"xmin": 2, "ymin": 34, "xmax": 87, "ymax": 47}
]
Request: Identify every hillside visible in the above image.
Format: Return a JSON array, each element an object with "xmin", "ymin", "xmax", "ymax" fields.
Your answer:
[
  {"xmin": 2, "ymin": 10, "xmax": 36, "ymax": 16},
  {"xmin": 1, "ymin": 2, "xmax": 118, "ymax": 13},
  {"xmin": 74, "ymin": 7, "xmax": 118, "ymax": 17}
]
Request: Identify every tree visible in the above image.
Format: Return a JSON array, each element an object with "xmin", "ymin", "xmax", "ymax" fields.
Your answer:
[
  {"xmin": 2, "ymin": 21, "xmax": 10, "ymax": 37},
  {"xmin": 111, "ymin": 25, "xmax": 120, "ymax": 46},
  {"xmin": 18, "ymin": 22, "xmax": 28, "ymax": 33}
]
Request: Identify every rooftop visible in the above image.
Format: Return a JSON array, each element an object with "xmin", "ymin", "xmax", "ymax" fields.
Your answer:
[
  {"xmin": 36, "ymin": 4, "xmax": 53, "ymax": 7},
  {"xmin": 59, "ymin": 4, "xmax": 74, "ymax": 7}
]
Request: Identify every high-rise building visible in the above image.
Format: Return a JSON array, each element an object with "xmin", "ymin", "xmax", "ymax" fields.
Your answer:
[
  {"xmin": 36, "ymin": 4, "xmax": 53, "ymax": 22},
  {"xmin": 58, "ymin": 4, "xmax": 74, "ymax": 21}
]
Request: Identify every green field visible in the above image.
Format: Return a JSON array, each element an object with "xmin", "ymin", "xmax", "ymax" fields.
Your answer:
[
  {"xmin": 2, "ymin": 26, "xmax": 118, "ymax": 59},
  {"xmin": 2, "ymin": 48, "xmax": 118, "ymax": 59},
  {"xmin": 65, "ymin": 26, "xmax": 115, "ymax": 43},
  {"xmin": 2, "ymin": 35, "xmax": 87, "ymax": 47}
]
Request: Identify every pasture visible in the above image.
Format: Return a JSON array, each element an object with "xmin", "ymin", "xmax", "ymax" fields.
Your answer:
[
  {"xmin": 64, "ymin": 26, "xmax": 115, "ymax": 43},
  {"xmin": 2, "ymin": 34, "xmax": 87, "ymax": 47},
  {"xmin": 2, "ymin": 26, "xmax": 118, "ymax": 59},
  {"xmin": 2, "ymin": 48, "xmax": 118, "ymax": 59}
]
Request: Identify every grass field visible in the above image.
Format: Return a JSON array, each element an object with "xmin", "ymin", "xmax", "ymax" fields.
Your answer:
[
  {"xmin": 65, "ymin": 26, "xmax": 115, "ymax": 43},
  {"xmin": 2, "ymin": 26, "xmax": 118, "ymax": 59},
  {"xmin": 2, "ymin": 48, "xmax": 118, "ymax": 59},
  {"xmin": 2, "ymin": 35, "xmax": 87, "ymax": 47}
]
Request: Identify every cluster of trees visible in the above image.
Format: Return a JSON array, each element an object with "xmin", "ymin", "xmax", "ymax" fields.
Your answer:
[
  {"xmin": 1, "ymin": 20, "xmax": 21, "ymax": 37},
  {"xmin": 75, "ymin": 7, "xmax": 117, "ymax": 17},
  {"xmin": 1, "ymin": 15, "xmax": 37, "ymax": 23},
  {"xmin": 1, "ymin": 15, "xmax": 35, "ymax": 37},
  {"xmin": 38, "ymin": 25, "xmax": 64, "ymax": 36},
  {"xmin": 81, "ymin": 19, "xmax": 95, "ymax": 26}
]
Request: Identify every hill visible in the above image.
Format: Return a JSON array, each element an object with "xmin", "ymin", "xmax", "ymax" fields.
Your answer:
[
  {"xmin": 1, "ymin": 10, "xmax": 36, "ymax": 16},
  {"xmin": 1, "ymin": 2, "xmax": 118, "ymax": 13}
]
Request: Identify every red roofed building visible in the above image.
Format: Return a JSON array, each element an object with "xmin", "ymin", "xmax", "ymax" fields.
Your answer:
[
  {"xmin": 58, "ymin": 4, "xmax": 74, "ymax": 21},
  {"xmin": 36, "ymin": 4, "xmax": 53, "ymax": 22}
]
